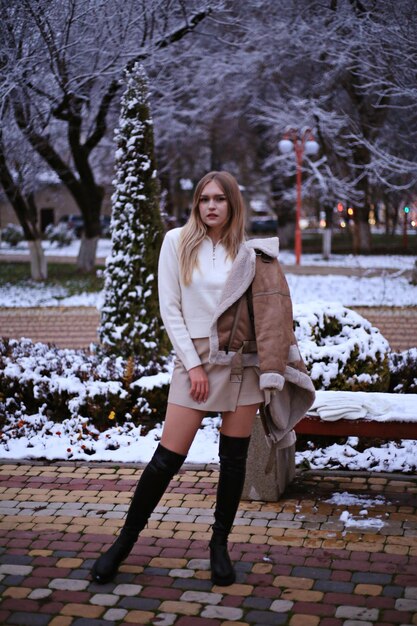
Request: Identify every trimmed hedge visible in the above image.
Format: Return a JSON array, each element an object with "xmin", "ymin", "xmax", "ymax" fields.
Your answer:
[
  {"xmin": 0, "ymin": 338, "xmax": 170, "ymax": 434},
  {"xmin": 294, "ymin": 303, "xmax": 391, "ymax": 391},
  {"xmin": 0, "ymin": 303, "xmax": 403, "ymax": 434},
  {"xmin": 388, "ymin": 348, "xmax": 417, "ymax": 393}
]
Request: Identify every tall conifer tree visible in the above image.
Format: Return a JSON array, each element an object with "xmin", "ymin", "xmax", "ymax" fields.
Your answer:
[{"xmin": 99, "ymin": 63, "xmax": 166, "ymax": 363}]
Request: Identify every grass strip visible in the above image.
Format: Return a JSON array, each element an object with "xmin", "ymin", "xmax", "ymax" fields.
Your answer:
[{"xmin": 0, "ymin": 261, "xmax": 104, "ymax": 294}]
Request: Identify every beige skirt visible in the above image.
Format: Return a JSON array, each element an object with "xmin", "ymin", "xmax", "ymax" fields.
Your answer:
[{"xmin": 168, "ymin": 337, "xmax": 264, "ymax": 412}]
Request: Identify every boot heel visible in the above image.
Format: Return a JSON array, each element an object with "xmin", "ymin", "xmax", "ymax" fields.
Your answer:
[
  {"xmin": 91, "ymin": 535, "xmax": 135, "ymax": 584},
  {"xmin": 209, "ymin": 538, "xmax": 236, "ymax": 586}
]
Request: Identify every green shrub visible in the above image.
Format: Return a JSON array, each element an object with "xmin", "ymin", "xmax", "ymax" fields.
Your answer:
[
  {"xmin": 1, "ymin": 224, "xmax": 24, "ymax": 247},
  {"xmin": 388, "ymin": 348, "xmax": 417, "ymax": 393},
  {"xmin": 0, "ymin": 303, "xmax": 402, "ymax": 444},
  {"xmin": 0, "ymin": 337, "xmax": 170, "ymax": 435},
  {"xmin": 44, "ymin": 223, "xmax": 76, "ymax": 247},
  {"xmin": 294, "ymin": 303, "xmax": 391, "ymax": 391}
]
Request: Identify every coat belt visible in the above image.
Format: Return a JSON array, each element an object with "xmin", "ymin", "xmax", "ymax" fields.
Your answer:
[{"xmin": 230, "ymin": 341, "xmax": 257, "ymax": 382}]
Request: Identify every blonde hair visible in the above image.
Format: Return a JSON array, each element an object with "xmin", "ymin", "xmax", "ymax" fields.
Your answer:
[{"xmin": 178, "ymin": 171, "xmax": 246, "ymax": 285}]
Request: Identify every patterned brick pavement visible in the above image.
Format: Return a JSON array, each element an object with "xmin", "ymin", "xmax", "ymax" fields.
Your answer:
[
  {"xmin": 0, "ymin": 307, "xmax": 100, "ymax": 350},
  {"xmin": 1, "ymin": 463, "xmax": 416, "ymax": 625},
  {"xmin": 353, "ymin": 307, "xmax": 417, "ymax": 352},
  {"xmin": 1, "ymin": 304, "xmax": 416, "ymax": 351}
]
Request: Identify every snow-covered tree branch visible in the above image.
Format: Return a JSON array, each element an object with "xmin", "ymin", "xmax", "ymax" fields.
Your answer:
[{"xmin": 0, "ymin": 0, "xmax": 214, "ymax": 271}]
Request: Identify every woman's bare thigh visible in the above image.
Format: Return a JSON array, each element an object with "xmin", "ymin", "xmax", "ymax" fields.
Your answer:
[
  {"xmin": 221, "ymin": 403, "xmax": 260, "ymax": 438},
  {"xmin": 160, "ymin": 403, "xmax": 206, "ymax": 456}
]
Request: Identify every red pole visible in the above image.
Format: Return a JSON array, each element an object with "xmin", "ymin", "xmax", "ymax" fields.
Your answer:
[
  {"xmin": 403, "ymin": 211, "xmax": 408, "ymax": 250},
  {"xmin": 295, "ymin": 143, "xmax": 303, "ymax": 265}
]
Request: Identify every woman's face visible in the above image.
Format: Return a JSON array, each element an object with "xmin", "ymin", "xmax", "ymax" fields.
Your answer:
[{"xmin": 198, "ymin": 180, "xmax": 229, "ymax": 236}]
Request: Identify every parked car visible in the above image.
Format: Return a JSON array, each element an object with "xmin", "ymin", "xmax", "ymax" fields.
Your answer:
[
  {"xmin": 59, "ymin": 214, "xmax": 85, "ymax": 237},
  {"xmin": 59, "ymin": 214, "xmax": 111, "ymax": 238},
  {"xmin": 100, "ymin": 216, "xmax": 111, "ymax": 237},
  {"xmin": 161, "ymin": 213, "xmax": 180, "ymax": 230},
  {"xmin": 250, "ymin": 211, "xmax": 278, "ymax": 234}
]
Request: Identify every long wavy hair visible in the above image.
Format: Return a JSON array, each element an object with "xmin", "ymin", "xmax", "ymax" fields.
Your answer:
[{"xmin": 178, "ymin": 171, "xmax": 246, "ymax": 285}]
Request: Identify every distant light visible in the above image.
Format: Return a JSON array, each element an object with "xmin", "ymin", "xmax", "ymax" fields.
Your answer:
[
  {"xmin": 304, "ymin": 140, "xmax": 319, "ymax": 155},
  {"xmin": 347, "ymin": 207, "xmax": 354, "ymax": 216},
  {"xmin": 337, "ymin": 202, "xmax": 344, "ymax": 212},
  {"xmin": 180, "ymin": 178, "xmax": 193, "ymax": 191},
  {"xmin": 340, "ymin": 220, "xmax": 346, "ymax": 228},
  {"xmin": 411, "ymin": 220, "xmax": 416, "ymax": 227},
  {"xmin": 278, "ymin": 139, "xmax": 294, "ymax": 154},
  {"xmin": 404, "ymin": 206, "xmax": 410, "ymax": 214},
  {"xmin": 319, "ymin": 219, "xmax": 326, "ymax": 229}
]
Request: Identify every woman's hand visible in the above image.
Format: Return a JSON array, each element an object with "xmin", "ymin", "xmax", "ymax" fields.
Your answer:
[{"xmin": 188, "ymin": 365, "xmax": 209, "ymax": 403}]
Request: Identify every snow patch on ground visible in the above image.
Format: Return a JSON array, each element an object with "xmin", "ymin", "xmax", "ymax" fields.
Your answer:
[
  {"xmin": 326, "ymin": 492, "xmax": 389, "ymax": 531},
  {"xmin": 2, "ymin": 270, "xmax": 417, "ymax": 309},
  {"xmin": 1, "ymin": 407, "xmax": 416, "ymax": 473},
  {"xmin": 279, "ymin": 250, "xmax": 417, "ymax": 270},
  {"xmin": 339, "ymin": 509, "xmax": 386, "ymax": 530},
  {"xmin": 0, "ymin": 284, "xmax": 104, "ymax": 308},
  {"xmin": 1, "ymin": 242, "xmax": 417, "ymax": 307},
  {"xmin": 286, "ymin": 274, "xmax": 417, "ymax": 306},
  {"xmin": 325, "ymin": 492, "xmax": 388, "ymax": 507},
  {"xmin": 296, "ymin": 437, "xmax": 417, "ymax": 473},
  {"xmin": 0, "ymin": 414, "xmax": 221, "ymax": 465},
  {"xmin": 0, "ymin": 239, "xmax": 113, "ymax": 259},
  {"xmin": 1, "ymin": 240, "xmax": 415, "ymax": 270}
]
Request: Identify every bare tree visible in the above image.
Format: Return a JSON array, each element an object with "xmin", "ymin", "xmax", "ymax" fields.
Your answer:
[
  {"xmin": 150, "ymin": 0, "xmax": 417, "ymax": 252},
  {"xmin": 2, "ymin": 0, "xmax": 416, "ymax": 260},
  {"xmin": 250, "ymin": 0, "xmax": 417, "ymax": 251},
  {"xmin": 0, "ymin": 126, "xmax": 47, "ymax": 279},
  {"xmin": 0, "ymin": 0, "xmax": 213, "ymax": 272}
]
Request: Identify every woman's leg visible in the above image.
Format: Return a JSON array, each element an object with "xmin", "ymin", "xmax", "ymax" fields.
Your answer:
[
  {"xmin": 210, "ymin": 403, "xmax": 260, "ymax": 586},
  {"xmin": 92, "ymin": 404, "xmax": 205, "ymax": 583},
  {"xmin": 160, "ymin": 403, "xmax": 206, "ymax": 455},
  {"xmin": 221, "ymin": 403, "xmax": 259, "ymax": 438}
]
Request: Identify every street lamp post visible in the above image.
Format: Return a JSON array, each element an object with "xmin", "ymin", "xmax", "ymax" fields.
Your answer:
[
  {"xmin": 403, "ymin": 206, "xmax": 410, "ymax": 250},
  {"xmin": 278, "ymin": 128, "xmax": 319, "ymax": 265}
]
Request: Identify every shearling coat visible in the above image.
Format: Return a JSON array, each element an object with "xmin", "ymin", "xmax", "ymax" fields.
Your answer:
[
  {"xmin": 209, "ymin": 237, "xmax": 308, "ymax": 387},
  {"xmin": 209, "ymin": 237, "xmax": 316, "ymax": 443}
]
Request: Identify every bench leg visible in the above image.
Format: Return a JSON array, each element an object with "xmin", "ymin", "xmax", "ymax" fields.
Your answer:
[{"xmin": 242, "ymin": 414, "xmax": 296, "ymax": 502}]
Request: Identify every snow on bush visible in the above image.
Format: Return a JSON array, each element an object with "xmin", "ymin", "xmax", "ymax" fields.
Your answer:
[
  {"xmin": 294, "ymin": 302, "xmax": 390, "ymax": 391},
  {"xmin": 0, "ymin": 338, "xmax": 171, "ymax": 443},
  {"xmin": 1, "ymin": 224, "xmax": 24, "ymax": 247},
  {"xmin": 44, "ymin": 222, "xmax": 76, "ymax": 247},
  {"xmin": 296, "ymin": 436, "xmax": 417, "ymax": 473},
  {"xmin": 0, "ymin": 302, "xmax": 402, "ymax": 461},
  {"xmin": 388, "ymin": 348, "xmax": 417, "ymax": 394},
  {"xmin": 0, "ymin": 303, "xmax": 395, "ymax": 437}
]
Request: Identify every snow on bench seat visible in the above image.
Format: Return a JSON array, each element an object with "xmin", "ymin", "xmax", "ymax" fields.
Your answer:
[{"xmin": 295, "ymin": 391, "xmax": 417, "ymax": 439}]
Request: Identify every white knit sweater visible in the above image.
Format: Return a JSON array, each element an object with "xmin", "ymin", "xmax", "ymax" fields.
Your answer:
[{"xmin": 158, "ymin": 227, "xmax": 232, "ymax": 370}]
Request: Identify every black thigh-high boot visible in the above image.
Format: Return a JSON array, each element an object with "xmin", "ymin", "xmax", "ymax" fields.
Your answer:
[
  {"xmin": 91, "ymin": 443, "xmax": 186, "ymax": 584},
  {"xmin": 210, "ymin": 432, "xmax": 251, "ymax": 586}
]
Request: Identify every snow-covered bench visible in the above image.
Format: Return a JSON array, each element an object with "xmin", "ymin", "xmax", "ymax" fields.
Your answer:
[
  {"xmin": 295, "ymin": 391, "xmax": 417, "ymax": 439},
  {"xmin": 243, "ymin": 391, "xmax": 417, "ymax": 502}
]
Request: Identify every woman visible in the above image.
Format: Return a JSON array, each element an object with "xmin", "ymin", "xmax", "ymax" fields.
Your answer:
[{"xmin": 92, "ymin": 171, "xmax": 310, "ymax": 587}]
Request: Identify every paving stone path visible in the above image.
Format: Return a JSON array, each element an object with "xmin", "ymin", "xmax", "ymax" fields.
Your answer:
[
  {"xmin": 1, "ymin": 304, "xmax": 416, "ymax": 352},
  {"xmin": 1, "ymin": 258, "xmax": 416, "ymax": 350},
  {"xmin": 0, "ymin": 307, "xmax": 100, "ymax": 350},
  {"xmin": 0, "ymin": 463, "xmax": 416, "ymax": 625}
]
